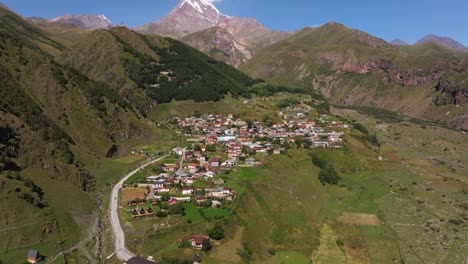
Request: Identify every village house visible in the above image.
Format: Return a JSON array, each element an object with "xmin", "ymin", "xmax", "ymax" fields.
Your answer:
[
  {"xmin": 245, "ymin": 158, "xmax": 257, "ymax": 166},
  {"xmin": 153, "ymin": 179, "xmax": 166, "ymax": 188},
  {"xmin": 210, "ymin": 157, "xmax": 221, "ymax": 167},
  {"xmin": 154, "ymin": 187, "xmax": 170, "ymax": 193},
  {"xmin": 27, "ymin": 250, "xmax": 40, "ymax": 263},
  {"xmin": 169, "ymin": 198, "xmax": 180, "ymax": 206},
  {"xmin": 210, "ymin": 187, "xmax": 233, "ymax": 198},
  {"xmin": 195, "ymin": 196, "xmax": 208, "ymax": 204},
  {"xmin": 172, "ymin": 147, "xmax": 185, "ymax": 156},
  {"xmin": 162, "ymin": 164, "xmax": 179, "ymax": 172},
  {"xmin": 182, "ymin": 235, "xmax": 209, "ymax": 249},
  {"xmin": 182, "ymin": 188, "xmax": 195, "ymax": 195}
]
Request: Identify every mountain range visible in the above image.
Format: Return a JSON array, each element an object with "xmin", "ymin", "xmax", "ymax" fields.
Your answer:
[
  {"xmin": 241, "ymin": 23, "xmax": 468, "ymax": 129},
  {"xmin": 0, "ymin": 1, "xmax": 467, "ymax": 262},
  {"xmin": 29, "ymin": 0, "xmax": 468, "ymax": 67}
]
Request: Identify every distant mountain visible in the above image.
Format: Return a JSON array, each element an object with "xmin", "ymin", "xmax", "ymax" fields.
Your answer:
[
  {"xmin": 416, "ymin": 34, "xmax": 467, "ymax": 50},
  {"xmin": 138, "ymin": 0, "xmax": 289, "ymax": 66},
  {"xmin": 241, "ymin": 23, "xmax": 468, "ymax": 129},
  {"xmin": 50, "ymin": 14, "xmax": 112, "ymax": 29},
  {"xmin": 391, "ymin": 39, "xmax": 409, "ymax": 46}
]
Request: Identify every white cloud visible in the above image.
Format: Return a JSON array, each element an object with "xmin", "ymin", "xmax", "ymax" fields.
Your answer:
[{"xmin": 207, "ymin": 0, "xmax": 224, "ymax": 3}]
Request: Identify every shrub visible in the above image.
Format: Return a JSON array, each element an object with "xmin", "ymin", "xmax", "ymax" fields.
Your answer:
[
  {"xmin": 208, "ymin": 224, "xmax": 225, "ymax": 240},
  {"xmin": 318, "ymin": 166, "xmax": 341, "ymax": 185},
  {"xmin": 311, "ymin": 154, "xmax": 327, "ymax": 169},
  {"xmin": 268, "ymin": 248, "xmax": 276, "ymax": 256},
  {"xmin": 156, "ymin": 211, "xmax": 168, "ymax": 217},
  {"xmin": 236, "ymin": 241, "xmax": 253, "ymax": 263},
  {"xmin": 168, "ymin": 203, "xmax": 185, "ymax": 215},
  {"xmin": 353, "ymin": 123, "xmax": 369, "ymax": 135},
  {"xmin": 201, "ymin": 238, "xmax": 212, "ymax": 252}
]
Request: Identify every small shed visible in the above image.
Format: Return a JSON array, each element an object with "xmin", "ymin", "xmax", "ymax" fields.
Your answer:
[{"xmin": 27, "ymin": 250, "xmax": 39, "ymax": 263}]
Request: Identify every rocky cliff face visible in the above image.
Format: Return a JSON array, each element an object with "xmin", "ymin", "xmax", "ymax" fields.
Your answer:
[{"xmin": 183, "ymin": 26, "xmax": 253, "ymax": 67}]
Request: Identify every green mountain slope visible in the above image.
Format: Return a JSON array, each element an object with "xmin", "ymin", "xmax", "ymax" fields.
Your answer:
[
  {"xmin": 60, "ymin": 27, "xmax": 254, "ymax": 113},
  {"xmin": 0, "ymin": 6, "xmax": 159, "ymax": 262},
  {"xmin": 241, "ymin": 23, "xmax": 468, "ymax": 129},
  {"xmin": 0, "ymin": 5, "xmax": 258, "ymax": 261}
]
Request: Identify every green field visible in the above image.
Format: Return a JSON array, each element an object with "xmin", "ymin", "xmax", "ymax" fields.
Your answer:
[
  {"xmin": 202, "ymin": 208, "xmax": 230, "ymax": 219},
  {"xmin": 183, "ymin": 203, "xmax": 205, "ymax": 224}
]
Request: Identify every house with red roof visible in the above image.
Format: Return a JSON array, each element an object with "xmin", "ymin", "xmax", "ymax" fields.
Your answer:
[
  {"xmin": 169, "ymin": 198, "xmax": 180, "ymax": 206},
  {"xmin": 210, "ymin": 157, "xmax": 220, "ymax": 167},
  {"xmin": 182, "ymin": 235, "xmax": 208, "ymax": 249}
]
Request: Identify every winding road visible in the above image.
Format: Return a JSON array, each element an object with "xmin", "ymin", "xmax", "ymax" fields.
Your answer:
[{"xmin": 109, "ymin": 155, "xmax": 168, "ymax": 262}]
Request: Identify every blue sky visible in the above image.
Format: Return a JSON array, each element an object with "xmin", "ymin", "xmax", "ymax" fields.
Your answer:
[{"xmin": 2, "ymin": 0, "xmax": 468, "ymax": 45}]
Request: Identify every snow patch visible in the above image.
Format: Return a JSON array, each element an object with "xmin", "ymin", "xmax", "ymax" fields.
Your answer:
[
  {"xmin": 98, "ymin": 14, "xmax": 112, "ymax": 25},
  {"xmin": 179, "ymin": 0, "xmax": 221, "ymax": 15}
]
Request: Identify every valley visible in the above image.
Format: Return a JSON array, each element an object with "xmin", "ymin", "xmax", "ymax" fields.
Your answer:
[
  {"xmin": 0, "ymin": 0, "xmax": 467, "ymax": 263},
  {"xmin": 100, "ymin": 97, "xmax": 467, "ymax": 264}
]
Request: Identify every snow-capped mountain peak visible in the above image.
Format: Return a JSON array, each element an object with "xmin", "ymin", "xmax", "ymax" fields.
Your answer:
[
  {"xmin": 172, "ymin": 0, "xmax": 224, "ymax": 24},
  {"xmin": 178, "ymin": 0, "xmax": 220, "ymax": 15}
]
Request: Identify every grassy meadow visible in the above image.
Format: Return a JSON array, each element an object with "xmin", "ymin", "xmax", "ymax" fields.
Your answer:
[{"xmin": 117, "ymin": 100, "xmax": 467, "ymax": 264}]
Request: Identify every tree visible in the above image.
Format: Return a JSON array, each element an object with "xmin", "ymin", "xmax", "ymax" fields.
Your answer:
[
  {"xmin": 201, "ymin": 238, "xmax": 212, "ymax": 252},
  {"xmin": 156, "ymin": 210, "xmax": 168, "ymax": 217},
  {"xmin": 208, "ymin": 224, "xmax": 225, "ymax": 240},
  {"xmin": 168, "ymin": 203, "xmax": 185, "ymax": 215},
  {"xmin": 199, "ymin": 200, "xmax": 212, "ymax": 208},
  {"xmin": 318, "ymin": 166, "xmax": 341, "ymax": 185}
]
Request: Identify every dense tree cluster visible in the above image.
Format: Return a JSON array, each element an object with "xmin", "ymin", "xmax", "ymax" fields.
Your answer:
[
  {"xmin": 116, "ymin": 32, "xmax": 254, "ymax": 104},
  {"xmin": 276, "ymin": 98, "xmax": 300, "ymax": 108}
]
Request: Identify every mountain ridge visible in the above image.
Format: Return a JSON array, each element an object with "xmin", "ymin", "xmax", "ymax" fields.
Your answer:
[
  {"xmin": 49, "ymin": 13, "xmax": 112, "ymax": 29},
  {"xmin": 416, "ymin": 34, "xmax": 467, "ymax": 50}
]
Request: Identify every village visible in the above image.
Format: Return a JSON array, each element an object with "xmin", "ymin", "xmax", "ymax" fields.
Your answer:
[{"xmin": 120, "ymin": 110, "xmax": 349, "ymax": 251}]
